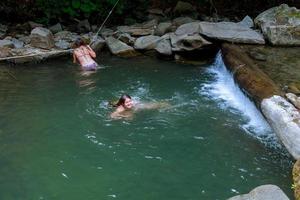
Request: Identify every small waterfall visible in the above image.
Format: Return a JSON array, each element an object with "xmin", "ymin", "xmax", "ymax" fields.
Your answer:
[{"xmin": 201, "ymin": 52, "xmax": 280, "ymax": 147}]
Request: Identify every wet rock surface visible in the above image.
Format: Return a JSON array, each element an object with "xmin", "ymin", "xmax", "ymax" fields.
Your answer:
[
  {"xmin": 221, "ymin": 43, "xmax": 281, "ymax": 103},
  {"xmin": 228, "ymin": 185, "xmax": 289, "ymax": 200}
]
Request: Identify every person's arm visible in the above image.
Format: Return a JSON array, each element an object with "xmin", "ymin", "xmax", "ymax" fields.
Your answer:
[
  {"xmin": 73, "ymin": 51, "xmax": 77, "ymax": 63},
  {"xmin": 87, "ymin": 45, "xmax": 96, "ymax": 58}
]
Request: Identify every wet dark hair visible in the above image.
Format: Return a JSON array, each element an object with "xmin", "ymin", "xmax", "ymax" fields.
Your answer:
[
  {"xmin": 74, "ymin": 38, "xmax": 85, "ymax": 48},
  {"xmin": 115, "ymin": 94, "xmax": 131, "ymax": 107}
]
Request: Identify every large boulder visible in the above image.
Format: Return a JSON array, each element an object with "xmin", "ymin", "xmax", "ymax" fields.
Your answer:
[
  {"xmin": 199, "ymin": 21, "xmax": 265, "ymax": 44},
  {"xmin": 228, "ymin": 185, "xmax": 289, "ymax": 200},
  {"xmin": 172, "ymin": 17, "xmax": 196, "ymax": 29},
  {"xmin": 175, "ymin": 21, "xmax": 200, "ymax": 36},
  {"xmin": 254, "ymin": 4, "xmax": 300, "ymax": 46},
  {"xmin": 170, "ymin": 33, "xmax": 212, "ymax": 51},
  {"xmin": 89, "ymin": 36, "xmax": 106, "ymax": 52},
  {"xmin": 0, "ymin": 39, "xmax": 14, "ymax": 48},
  {"xmin": 115, "ymin": 32, "xmax": 136, "ymax": 45},
  {"xmin": 261, "ymin": 95, "xmax": 300, "ymax": 160},
  {"xmin": 105, "ymin": 36, "xmax": 139, "ymax": 57},
  {"xmin": 117, "ymin": 19, "xmax": 157, "ymax": 36},
  {"xmin": 134, "ymin": 35, "xmax": 161, "ymax": 50},
  {"xmin": 49, "ymin": 23, "xmax": 63, "ymax": 34},
  {"xmin": 155, "ymin": 38, "xmax": 172, "ymax": 56},
  {"xmin": 54, "ymin": 31, "xmax": 78, "ymax": 42},
  {"xmin": 154, "ymin": 22, "xmax": 172, "ymax": 36},
  {"xmin": 30, "ymin": 27, "xmax": 54, "ymax": 49}
]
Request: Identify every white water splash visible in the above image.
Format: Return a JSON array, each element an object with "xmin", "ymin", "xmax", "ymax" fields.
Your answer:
[{"xmin": 200, "ymin": 52, "xmax": 280, "ymax": 146}]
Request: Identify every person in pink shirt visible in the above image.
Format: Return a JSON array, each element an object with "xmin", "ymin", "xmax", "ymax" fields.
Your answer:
[{"xmin": 73, "ymin": 38, "xmax": 98, "ymax": 71}]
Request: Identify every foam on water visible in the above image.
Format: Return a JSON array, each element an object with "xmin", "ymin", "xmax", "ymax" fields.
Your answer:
[{"xmin": 200, "ymin": 52, "xmax": 280, "ymax": 148}]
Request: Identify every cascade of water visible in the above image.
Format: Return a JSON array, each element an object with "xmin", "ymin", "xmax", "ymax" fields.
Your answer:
[{"xmin": 201, "ymin": 52, "xmax": 281, "ymax": 148}]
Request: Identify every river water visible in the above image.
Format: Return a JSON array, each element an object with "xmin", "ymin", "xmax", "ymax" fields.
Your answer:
[{"xmin": 0, "ymin": 53, "xmax": 292, "ymax": 199}]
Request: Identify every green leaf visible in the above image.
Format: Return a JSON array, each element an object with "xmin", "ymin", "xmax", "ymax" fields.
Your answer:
[{"xmin": 72, "ymin": 0, "xmax": 81, "ymax": 9}]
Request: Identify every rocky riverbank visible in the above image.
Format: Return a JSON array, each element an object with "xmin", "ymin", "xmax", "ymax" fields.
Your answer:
[{"xmin": 1, "ymin": 2, "xmax": 300, "ymax": 200}]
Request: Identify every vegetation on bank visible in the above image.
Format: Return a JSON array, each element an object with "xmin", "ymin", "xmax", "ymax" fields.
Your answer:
[{"xmin": 1, "ymin": 0, "xmax": 299, "ymax": 26}]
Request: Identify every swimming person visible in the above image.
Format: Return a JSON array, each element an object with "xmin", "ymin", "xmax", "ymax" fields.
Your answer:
[
  {"xmin": 110, "ymin": 94, "xmax": 169, "ymax": 119},
  {"xmin": 73, "ymin": 38, "xmax": 98, "ymax": 71}
]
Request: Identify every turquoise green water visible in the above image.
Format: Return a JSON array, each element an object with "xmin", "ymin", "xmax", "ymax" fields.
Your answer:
[{"xmin": 0, "ymin": 55, "xmax": 292, "ymax": 200}]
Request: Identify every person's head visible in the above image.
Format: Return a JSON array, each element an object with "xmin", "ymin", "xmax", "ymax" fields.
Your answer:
[
  {"xmin": 74, "ymin": 38, "xmax": 85, "ymax": 48},
  {"xmin": 116, "ymin": 94, "xmax": 133, "ymax": 109}
]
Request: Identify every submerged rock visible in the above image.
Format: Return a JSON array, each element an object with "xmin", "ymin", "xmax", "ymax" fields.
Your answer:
[
  {"xmin": 105, "ymin": 36, "xmax": 139, "ymax": 57},
  {"xmin": 255, "ymin": 4, "xmax": 300, "ymax": 46},
  {"xmin": 228, "ymin": 185, "xmax": 289, "ymax": 200},
  {"xmin": 261, "ymin": 95, "xmax": 300, "ymax": 160},
  {"xmin": 199, "ymin": 21, "xmax": 265, "ymax": 44}
]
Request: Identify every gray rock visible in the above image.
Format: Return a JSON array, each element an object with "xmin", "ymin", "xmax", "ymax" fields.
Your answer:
[
  {"xmin": 261, "ymin": 95, "xmax": 300, "ymax": 160},
  {"xmin": 115, "ymin": 32, "xmax": 136, "ymax": 45},
  {"xmin": 0, "ymin": 47, "xmax": 11, "ymax": 58},
  {"xmin": 49, "ymin": 23, "xmax": 63, "ymax": 34},
  {"xmin": 90, "ymin": 36, "xmax": 106, "ymax": 52},
  {"xmin": 54, "ymin": 40, "xmax": 70, "ymax": 49},
  {"xmin": 117, "ymin": 19, "xmax": 158, "ymax": 36},
  {"xmin": 286, "ymin": 93, "xmax": 300, "ymax": 110},
  {"xmin": 134, "ymin": 35, "xmax": 161, "ymax": 50},
  {"xmin": 105, "ymin": 36, "xmax": 139, "ymax": 57},
  {"xmin": 237, "ymin": 15, "xmax": 254, "ymax": 28},
  {"xmin": 155, "ymin": 38, "xmax": 172, "ymax": 55},
  {"xmin": 30, "ymin": 27, "xmax": 54, "ymax": 49},
  {"xmin": 28, "ymin": 21, "xmax": 44, "ymax": 29},
  {"xmin": 170, "ymin": 33, "xmax": 211, "ymax": 51},
  {"xmin": 199, "ymin": 21, "xmax": 265, "ymax": 44},
  {"xmin": 255, "ymin": 4, "xmax": 300, "ymax": 46},
  {"xmin": 175, "ymin": 21, "xmax": 200, "ymax": 36},
  {"xmin": 154, "ymin": 22, "xmax": 172, "ymax": 36},
  {"xmin": 11, "ymin": 38, "xmax": 24, "ymax": 48},
  {"xmin": 0, "ymin": 39, "xmax": 14, "ymax": 48},
  {"xmin": 228, "ymin": 185, "xmax": 289, "ymax": 200},
  {"xmin": 173, "ymin": 1, "xmax": 195, "ymax": 14},
  {"xmin": 54, "ymin": 31, "xmax": 78, "ymax": 43},
  {"xmin": 148, "ymin": 8, "xmax": 165, "ymax": 16},
  {"xmin": 172, "ymin": 17, "xmax": 196, "ymax": 28},
  {"xmin": 0, "ymin": 24, "xmax": 7, "ymax": 38},
  {"xmin": 100, "ymin": 28, "xmax": 114, "ymax": 38},
  {"xmin": 18, "ymin": 35, "xmax": 31, "ymax": 45},
  {"xmin": 77, "ymin": 19, "xmax": 91, "ymax": 32}
]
